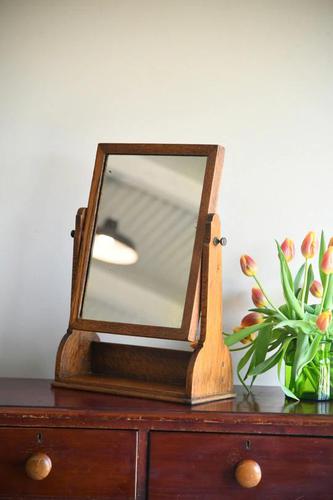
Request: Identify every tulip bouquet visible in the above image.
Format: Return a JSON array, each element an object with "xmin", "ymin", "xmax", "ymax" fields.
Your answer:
[{"xmin": 224, "ymin": 232, "xmax": 333, "ymax": 401}]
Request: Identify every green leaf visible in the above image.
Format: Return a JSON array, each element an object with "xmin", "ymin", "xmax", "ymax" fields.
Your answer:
[
  {"xmin": 248, "ymin": 347, "xmax": 283, "ymax": 376},
  {"xmin": 294, "ymin": 263, "xmax": 305, "ymax": 293},
  {"xmin": 304, "ymin": 310, "xmax": 318, "ymax": 321},
  {"xmin": 237, "ymin": 344, "xmax": 256, "ymax": 392},
  {"xmin": 295, "ymin": 334, "xmax": 322, "ymax": 379},
  {"xmin": 319, "ymin": 230, "xmax": 327, "ymax": 288},
  {"xmin": 314, "ymin": 303, "xmax": 322, "ymax": 315},
  {"xmin": 245, "ymin": 353, "xmax": 257, "ymax": 382},
  {"xmin": 278, "ymin": 338, "xmax": 299, "ymax": 400},
  {"xmin": 279, "ymin": 304, "xmax": 289, "ymax": 315},
  {"xmin": 276, "ymin": 242, "xmax": 304, "ymax": 319},
  {"xmin": 284, "ymin": 337, "xmax": 296, "ymax": 365},
  {"xmin": 304, "ymin": 304, "xmax": 316, "ymax": 314},
  {"xmin": 323, "ymin": 274, "xmax": 333, "ymax": 310},
  {"xmin": 224, "ymin": 321, "xmax": 271, "ymax": 347},
  {"xmin": 304, "ymin": 264, "xmax": 314, "ymax": 304},
  {"xmin": 328, "ymin": 319, "xmax": 333, "ymax": 336},
  {"xmin": 275, "ymin": 319, "xmax": 315, "ymax": 335},
  {"xmin": 252, "ymin": 324, "xmax": 273, "ymax": 372},
  {"xmin": 267, "ymin": 339, "xmax": 284, "ymax": 352},
  {"xmin": 249, "ymin": 307, "xmax": 276, "ymax": 316},
  {"xmin": 243, "ymin": 325, "xmax": 273, "ymax": 387},
  {"xmin": 230, "ymin": 344, "xmax": 253, "ymax": 352},
  {"xmin": 276, "ymin": 241, "xmax": 293, "ymax": 290},
  {"xmin": 291, "ymin": 332, "xmax": 309, "ymax": 384},
  {"xmin": 268, "ymin": 329, "xmax": 288, "ymax": 348}
]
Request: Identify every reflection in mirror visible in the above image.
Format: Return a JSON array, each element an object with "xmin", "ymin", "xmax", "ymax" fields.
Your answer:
[{"xmin": 81, "ymin": 154, "xmax": 206, "ymax": 328}]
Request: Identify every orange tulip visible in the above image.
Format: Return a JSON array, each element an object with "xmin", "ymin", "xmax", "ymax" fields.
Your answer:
[
  {"xmin": 240, "ymin": 255, "xmax": 257, "ymax": 277},
  {"xmin": 241, "ymin": 312, "xmax": 263, "ymax": 328},
  {"xmin": 301, "ymin": 231, "xmax": 318, "ymax": 259},
  {"xmin": 281, "ymin": 238, "xmax": 295, "ymax": 262},
  {"xmin": 310, "ymin": 280, "xmax": 323, "ymax": 298},
  {"xmin": 241, "ymin": 333, "xmax": 257, "ymax": 345},
  {"xmin": 329, "ymin": 237, "xmax": 333, "ymax": 247},
  {"xmin": 316, "ymin": 310, "xmax": 332, "ymax": 332},
  {"xmin": 251, "ymin": 287, "xmax": 266, "ymax": 308},
  {"xmin": 233, "ymin": 325, "xmax": 245, "ymax": 344},
  {"xmin": 321, "ymin": 247, "xmax": 333, "ymax": 275},
  {"xmin": 233, "ymin": 326, "xmax": 257, "ymax": 345}
]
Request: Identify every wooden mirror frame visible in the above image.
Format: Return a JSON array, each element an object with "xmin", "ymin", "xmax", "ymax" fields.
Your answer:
[{"xmin": 69, "ymin": 143, "xmax": 224, "ymax": 341}]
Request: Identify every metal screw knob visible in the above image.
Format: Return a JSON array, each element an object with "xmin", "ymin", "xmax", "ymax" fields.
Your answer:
[{"xmin": 213, "ymin": 236, "xmax": 227, "ymax": 246}]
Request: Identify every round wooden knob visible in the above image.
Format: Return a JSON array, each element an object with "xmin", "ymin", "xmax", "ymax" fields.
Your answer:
[
  {"xmin": 235, "ymin": 459, "xmax": 261, "ymax": 488},
  {"xmin": 25, "ymin": 452, "xmax": 52, "ymax": 480}
]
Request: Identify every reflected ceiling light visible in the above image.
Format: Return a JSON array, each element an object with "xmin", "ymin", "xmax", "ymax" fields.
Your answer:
[{"xmin": 92, "ymin": 218, "xmax": 138, "ymax": 265}]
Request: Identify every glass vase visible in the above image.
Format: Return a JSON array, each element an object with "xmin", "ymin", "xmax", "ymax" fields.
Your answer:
[{"xmin": 285, "ymin": 340, "xmax": 332, "ymax": 401}]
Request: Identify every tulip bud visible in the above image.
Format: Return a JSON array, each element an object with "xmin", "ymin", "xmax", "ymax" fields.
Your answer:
[
  {"xmin": 233, "ymin": 326, "xmax": 258, "ymax": 345},
  {"xmin": 301, "ymin": 231, "xmax": 318, "ymax": 259},
  {"xmin": 281, "ymin": 238, "xmax": 295, "ymax": 262},
  {"xmin": 251, "ymin": 287, "xmax": 266, "ymax": 308},
  {"xmin": 321, "ymin": 247, "xmax": 333, "ymax": 275},
  {"xmin": 240, "ymin": 333, "xmax": 257, "ymax": 345},
  {"xmin": 316, "ymin": 310, "xmax": 332, "ymax": 332},
  {"xmin": 240, "ymin": 255, "xmax": 257, "ymax": 277},
  {"xmin": 241, "ymin": 312, "xmax": 263, "ymax": 328},
  {"xmin": 232, "ymin": 325, "xmax": 246, "ymax": 344},
  {"xmin": 310, "ymin": 280, "xmax": 323, "ymax": 298}
]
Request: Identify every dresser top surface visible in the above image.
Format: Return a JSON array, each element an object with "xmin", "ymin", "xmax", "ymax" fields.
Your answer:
[{"xmin": 0, "ymin": 377, "xmax": 332, "ymax": 417}]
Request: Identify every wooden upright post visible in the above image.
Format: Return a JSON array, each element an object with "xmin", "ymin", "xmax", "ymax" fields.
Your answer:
[
  {"xmin": 54, "ymin": 211, "xmax": 234, "ymax": 404},
  {"xmin": 186, "ymin": 213, "xmax": 234, "ymax": 403}
]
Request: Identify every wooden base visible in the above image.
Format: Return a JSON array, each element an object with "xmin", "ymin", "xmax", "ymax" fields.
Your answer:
[
  {"xmin": 54, "ymin": 332, "xmax": 234, "ymax": 405},
  {"xmin": 54, "ymin": 213, "xmax": 234, "ymax": 405},
  {"xmin": 53, "ymin": 375, "xmax": 235, "ymax": 405}
]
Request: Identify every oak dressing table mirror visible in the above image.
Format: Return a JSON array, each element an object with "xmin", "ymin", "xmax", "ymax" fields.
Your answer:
[{"xmin": 54, "ymin": 144, "xmax": 234, "ymax": 404}]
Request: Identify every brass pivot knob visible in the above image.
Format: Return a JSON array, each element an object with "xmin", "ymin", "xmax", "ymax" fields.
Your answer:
[
  {"xmin": 213, "ymin": 236, "xmax": 227, "ymax": 246},
  {"xmin": 235, "ymin": 459, "xmax": 262, "ymax": 488},
  {"xmin": 25, "ymin": 452, "xmax": 52, "ymax": 480}
]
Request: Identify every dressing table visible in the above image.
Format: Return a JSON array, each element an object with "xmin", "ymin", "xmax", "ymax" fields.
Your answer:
[
  {"xmin": 0, "ymin": 378, "xmax": 332, "ymax": 499},
  {"xmin": 2, "ymin": 144, "xmax": 332, "ymax": 498}
]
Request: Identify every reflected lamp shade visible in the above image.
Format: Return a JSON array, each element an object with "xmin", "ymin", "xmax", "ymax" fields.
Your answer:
[{"xmin": 92, "ymin": 218, "xmax": 138, "ymax": 265}]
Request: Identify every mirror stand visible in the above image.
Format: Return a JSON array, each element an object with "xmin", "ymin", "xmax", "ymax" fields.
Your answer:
[{"xmin": 54, "ymin": 207, "xmax": 234, "ymax": 405}]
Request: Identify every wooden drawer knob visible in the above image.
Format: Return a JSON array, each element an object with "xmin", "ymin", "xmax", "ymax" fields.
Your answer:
[
  {"xmin": 235, "ymin": 459, "xmax": 261, "ymax": 488},
  {"xmin": 25, "ymin": 452, "xmax": 52, "ymax": 480}
]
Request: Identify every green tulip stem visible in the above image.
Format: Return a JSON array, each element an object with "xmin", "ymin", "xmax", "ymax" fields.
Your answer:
[
  {"xmin": 253, "ymin": 276, "xmax": 287, "ymax": 320},
  {"xmin": 319, "ymin": 275, "xmax": 330, "ymax": 314},
  {"xmin": 300, "ymin": 258, "xmax": 309, "ymax": 311}
]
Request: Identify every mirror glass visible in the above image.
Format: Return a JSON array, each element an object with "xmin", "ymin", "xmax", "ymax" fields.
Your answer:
[{"xmin": 81, "ymin": 154, "xmax": 206, "ymax": 328}]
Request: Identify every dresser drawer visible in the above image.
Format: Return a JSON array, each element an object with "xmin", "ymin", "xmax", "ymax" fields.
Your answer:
[
  {"xmin": 148, "ymin": 431, "xmax": 333, "ymax": 499},
  {"xmin": 0, "ymin": 428, "xmax": 136, "ymax": 499}
]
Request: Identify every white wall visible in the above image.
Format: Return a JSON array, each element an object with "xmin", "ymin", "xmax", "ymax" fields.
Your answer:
[{"xmin": 1, "ymin": 0, "xmax": 333, "ymax": 386}]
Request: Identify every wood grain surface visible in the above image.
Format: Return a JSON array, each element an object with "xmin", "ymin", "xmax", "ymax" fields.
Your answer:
[
  {"xmin": 0, "ymin": 427, "xmax": 136, "ymax": 499},
  {"xmin": 148, "ymin": 431, "xmax": 333, "ymax": 499},
  {"xmin": 1, "ymin": 379, "xmax": 333, "ymax": 499}
]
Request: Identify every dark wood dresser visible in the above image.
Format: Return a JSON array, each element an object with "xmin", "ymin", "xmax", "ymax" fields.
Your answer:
[{"xmin": 0, "ymin": 378, "xmax": 332, "ymax": 499}]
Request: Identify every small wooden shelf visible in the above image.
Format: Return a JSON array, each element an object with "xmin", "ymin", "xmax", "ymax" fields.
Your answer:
[{"xmin": 54, "ymin": 374, "xmax": 234, "ymax": 405}]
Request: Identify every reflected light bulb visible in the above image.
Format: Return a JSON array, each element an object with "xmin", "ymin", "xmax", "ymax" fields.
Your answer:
[{"xmin": 92, "ymin": 234, "xmax": 138, "ymax": 265}]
